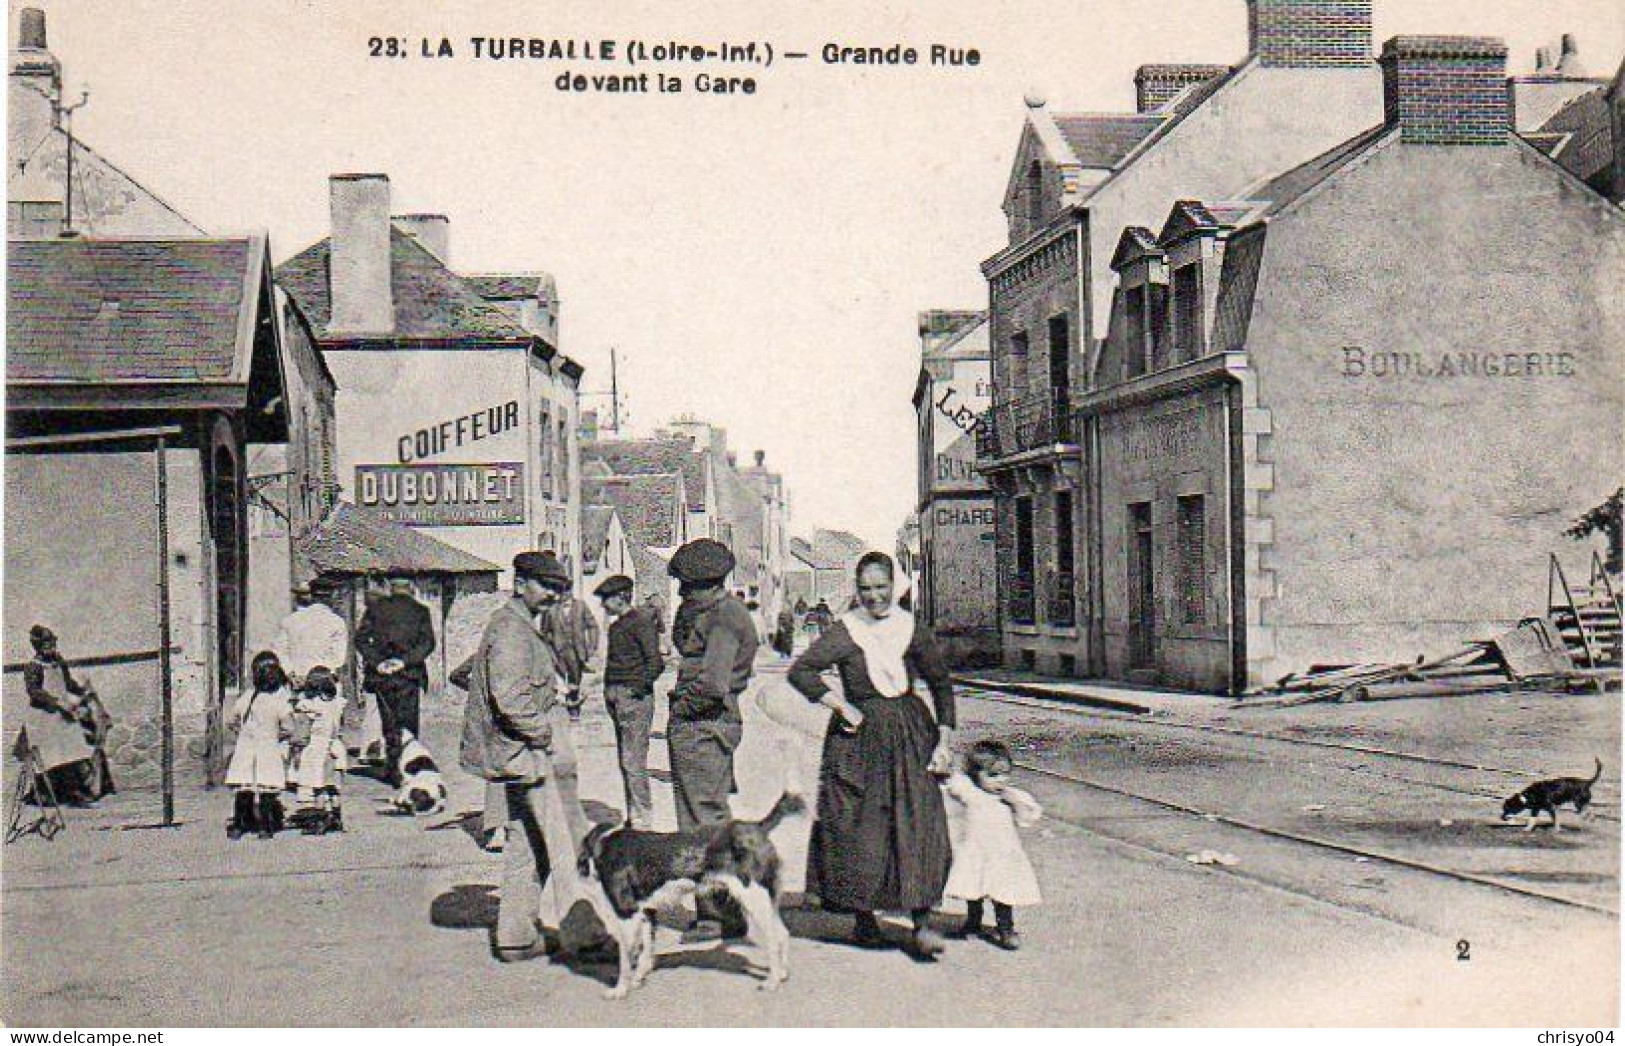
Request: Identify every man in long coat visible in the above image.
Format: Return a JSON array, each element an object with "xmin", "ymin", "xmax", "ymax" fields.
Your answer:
[
  {"xmin": 460, "ymin": 551, "xmax": 595, "ymax": 960},
  {"xmin": 355, "ymin": 575, "xmax": 435, "ymax": 783}
]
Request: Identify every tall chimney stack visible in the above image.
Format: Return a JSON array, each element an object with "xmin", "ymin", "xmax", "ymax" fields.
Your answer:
[
  {"xmin": 1134, "ymin": 64, "xmax": 1229, "ymax": 112},
  {"xmin": 391, "ymin": 213, "xmax": 450, "ymax": 265},
  {"xmin": 1247, "ymin": 0, "xmax": 1372, "ymax": 68},
  {"xmin": 1380, "ymin": 36, "xmax": 1509, "ymax": 146},
  {"xmin": 328, "ymin": 174, "xmax": 394, "ymax": 335},
  {"xmin": 10, "ymin": 7, "xmax": 61, "ymax": 148}
]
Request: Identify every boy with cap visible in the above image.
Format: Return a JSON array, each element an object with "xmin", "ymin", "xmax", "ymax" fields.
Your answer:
[
  {"xmin": 593, "ymin": 574, "xmax": 664, "ymax": 828},
  {"xmin": 665, "ymin": 538, "xmax": 759, "ymax": 831},
  {"xmin": 460, "ymin": 551, "xmax": 597, "ymax": 960}
]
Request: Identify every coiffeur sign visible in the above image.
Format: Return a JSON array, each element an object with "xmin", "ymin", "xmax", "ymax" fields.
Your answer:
[{"xmin": 356, "ymin": 462, "xmax": 525, "ymax": 526}]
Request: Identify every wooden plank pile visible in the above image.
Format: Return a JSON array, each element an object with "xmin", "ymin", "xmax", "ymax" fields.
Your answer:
[{"xmin": 1239, "ymin": 617, "xmax": 1613, "ymax": 709}]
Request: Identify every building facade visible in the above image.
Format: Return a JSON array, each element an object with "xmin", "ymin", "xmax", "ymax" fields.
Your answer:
[
  {"xmin": 277, "ymin": 174, "xmax": 584, "ymax": 589},
  {"xmin": 980, "ymin": 0, "xmax": 1387, "ymax": 677},
  {"xmin": 913, "ymin": 310, "xmax": 999, "ymax": 666}
]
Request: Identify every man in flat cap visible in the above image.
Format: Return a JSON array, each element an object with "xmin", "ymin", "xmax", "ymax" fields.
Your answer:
[
  {"xmin": 594, "ymin": 574, "xmax": 664, "ymax": 828},
  {"xmin": 461, "ymin": 551, "xmax": 598, "ymax": 960},
  {"xmin": 666, "ymin": 539, "xmax": 759, "ymax": 831},
  {"xmin": 354, "ymin": 574, "xmax": 435, "ymax": 784}
]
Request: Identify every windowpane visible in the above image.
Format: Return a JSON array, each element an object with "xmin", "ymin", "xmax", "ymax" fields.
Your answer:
[{"xmin": 1176, "ymin": 494, "xmax": 1206, "ymax": 624}]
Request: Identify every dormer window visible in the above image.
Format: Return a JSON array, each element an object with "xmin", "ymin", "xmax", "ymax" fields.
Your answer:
[{"xmin": 1172, "ymin": 262, "xmax": 1203, "ymax": 362}]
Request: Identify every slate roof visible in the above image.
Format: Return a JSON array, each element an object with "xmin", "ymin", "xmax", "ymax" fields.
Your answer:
[
  {"xmin": 585, "ymin": 472, "xmax": 685, "ymax": 548},
  {"xmin": 275, "ymin": 228, "xmax": 535, "ymax": 344},
  {"xmin": 462, "ymin": 273, "xmax": 556, "ymax": 302},
  {"xmin": 582, "ymin": 439, "xmax": 709, "ymax": 511},
  {"xmin": 1533, "ymin": 84, "xmax": 1614, "ymax": 186},
  {"xmin": 1110, "ymin": 226, "xmax": 1163, "ymax": 270},
  {"xmin": 1051, "ymin": 114, "xmax": 1167, "ymax": 169},
  {"xmin": 581, "ymin": 505, "xmax": 615, "ymax": 572},
  {"xmin": 7, "ymin": 237, "xmax": 260, "ymax": 383},
  {"xmin": 1157, "ymin": 200, "xmax": 1264, "ymax": 245},
  {"xmin": 300, "ymin": 501, "xmax": 502, "ymax": 576},
  {"xmin": 1243, "ymin": 124, "xmax": 1396, "ymax": 219},
  {"xmin": 795, "ymin": 528, "xmax": 871, "ymax": 572}
]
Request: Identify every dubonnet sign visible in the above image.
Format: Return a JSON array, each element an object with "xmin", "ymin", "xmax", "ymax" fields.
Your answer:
[{"xmin": 356, "ymin": 462, "xmax": 525, "ymax": 526}]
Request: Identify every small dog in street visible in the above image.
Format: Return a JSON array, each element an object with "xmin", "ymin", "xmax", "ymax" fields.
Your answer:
[
  {"xmin": 388, "ymin": 730, "xmax": 448, "ymax": 816},
  {"xmin": 1501, "ymin": 757, "xmax": 1602, "ymax": 831},
  {"xmin": 577, "ymin": 791, "xmax": 805, "ymax": 999}
]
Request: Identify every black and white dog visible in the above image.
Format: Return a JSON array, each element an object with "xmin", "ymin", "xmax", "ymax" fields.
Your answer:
[
  {"xmin": 577, "ymin": 791, "xmax": 805, "ymax": 999},
  {"xmin": 389, "ymin": 729, "xmax": 448, "ymax": 816},
  {"xmin": 1502, "ymin": 757, "xmax": 1603, "ymax": 831}
]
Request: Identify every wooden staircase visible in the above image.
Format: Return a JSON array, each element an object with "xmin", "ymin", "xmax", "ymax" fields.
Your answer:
[{"xmin": 1548, "ymin": 551, "xmax": 1623, "ymax": 668}]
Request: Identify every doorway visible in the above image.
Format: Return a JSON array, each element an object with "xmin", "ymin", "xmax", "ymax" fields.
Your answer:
[{"xmin": 1128, "ymin": 502, "xmax": 1155, "ymax": 669}]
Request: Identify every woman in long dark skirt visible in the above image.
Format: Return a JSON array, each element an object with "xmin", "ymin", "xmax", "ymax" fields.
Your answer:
[{"xmin": 787, "ymin": 551, "xmax": 957, "ymax": 960}]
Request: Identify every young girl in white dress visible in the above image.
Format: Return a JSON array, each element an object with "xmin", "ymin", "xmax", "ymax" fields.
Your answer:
[
  {"xmin": 291, "ymin": 666, "xmax": 346, "ymax": 834},
  {"xmin": 226, "ymin": 651, "xmax": 295, "ymax": 840},
  {"xmin": 943, "ymin": 739, "xmax": 1043, "ymax": 950}
]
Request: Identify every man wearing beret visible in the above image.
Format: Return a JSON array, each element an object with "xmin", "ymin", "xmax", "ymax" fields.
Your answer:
[
  {"xmin": 594, "ymin": 574, "xmax": 664, "ymax": 829},
  {"xmin": 460, "ymin": 551, "xmax": 595, "ymax": 960},
  {"xmin": 666, "ymin": 538, "xmax": 759, "ymax": 832}
]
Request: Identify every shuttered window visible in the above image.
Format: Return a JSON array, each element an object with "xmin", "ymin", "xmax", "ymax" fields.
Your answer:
[{"xmin": 1176, "ymin": 494, "xmax": 1206, "ymax": 624}]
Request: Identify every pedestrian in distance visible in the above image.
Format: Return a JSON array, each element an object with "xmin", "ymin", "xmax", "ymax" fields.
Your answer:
[
  {"xmin": 226, "ymin": 651, "xmax": 296, "ymax": 840},
  {"xmin": 942, "ymin": 739, "xmax": 1043, "ymax": 950},
  {"xmin": 355, "ymin": 576, "xmax": 436, "ymax": 785},
  {"xmin": 289, "ymin": 666, "xmax": 347, "ymax": 835},
  {"xmin": 787, "ymin": 551, "xmax": 957, "ymax": 961},
  {"xmin": 594, "ymin": 573, "xmax": 664, "ymax": 829}
]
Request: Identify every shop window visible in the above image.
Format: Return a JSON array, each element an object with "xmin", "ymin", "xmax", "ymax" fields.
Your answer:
[{"xmin": 1176, "ymin": 494, "xmax": 1206, "ymax": 624}]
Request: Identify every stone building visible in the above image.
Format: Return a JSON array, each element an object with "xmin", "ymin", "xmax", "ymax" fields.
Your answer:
[
  {"xmin": 980, "ymin": 0, "xmax": 1390, "ymax": 675},
  {"xmin": 277, "ymin": 174, "xmax": 585, "ymax": 588},
  {"xmin": 583, "ymin": 469, "xmax": 690, "ymax": 611},
  {"xmin": 912, "ymin": 310, "xmax": 999, "ymax": 666},
  {"xmin": 1087, "ymin": 35, "xmax": 1625, "ymax": 691},
  {"xmin": 5, "ymin": 236, "xmax": 289, "ymax": 784}
]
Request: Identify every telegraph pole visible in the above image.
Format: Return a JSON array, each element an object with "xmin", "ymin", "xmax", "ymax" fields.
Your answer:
[{"xmin": 610, "ymin": 348, "xmax": 621, "ymax": 433}]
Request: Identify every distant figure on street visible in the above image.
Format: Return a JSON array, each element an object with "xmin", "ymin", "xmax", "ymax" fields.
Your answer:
[
  {"xmin": 355, "ymin": 575, "xmax": 435, "ymax": 784},
  {"xmin": 542, "ymin": 576, "xmax": 600, "ymax": 722},
  {"xmin": 773, "ymin": 607, "xmax": 796, "ymax": 659},
  {"xmin": 788, "ymin": 551, "xmax": 956, "ymax": 960},
  {"xmin": 460, "ymin": 551, "xmax": 599, "ymax": 961},
  {"xmin": 273, "ymin": 579, "xmax": 349, "ymax": 688},
  {"xmin": 18, "ymin": 624, "xmax": 111, "ymax": 805},
  {"xmin": 794, "ymin": 596, "xmax": 808, "ymax": 617},
  {"xmin": 644, "ymin": 592, "xmax": 669, "ymax": 655},
  {"xmin": 807, "ymin": 599, "xmax": 833, "ymax": 638},
  {"xmin": 594, "ymin": 573, "xmax": 664, "ymax": 828}
]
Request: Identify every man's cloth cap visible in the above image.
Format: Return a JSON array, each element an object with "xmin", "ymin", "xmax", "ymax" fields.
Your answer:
[
  {"xmin": 514, "ymin": 550, "xmax": 571, "ymax": 589},
  {"xmin": 594, "ymin": 574, "xmax": 635, "ymax": 599},
  {"xmin": 668, "ymin": 538, "xmax": 735, "ymax": 583}
]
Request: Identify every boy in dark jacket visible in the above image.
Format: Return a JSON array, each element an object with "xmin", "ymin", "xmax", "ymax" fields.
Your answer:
[{"xmin": 593, "ymin": 574, "xmax": 664, "ymax": 828}]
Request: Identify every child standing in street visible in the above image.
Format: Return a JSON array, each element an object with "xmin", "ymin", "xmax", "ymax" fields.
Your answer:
[
  {"xmin": 226, "ymin": 651, "xmax": 295, "ymax": 840},
  {"xmin": 292, "ymin": 666, "xmax": 346, "ymax": 834},
  {"xmin": 943, "ymin": 739, "xmax": 1043, "ymax": 950}
]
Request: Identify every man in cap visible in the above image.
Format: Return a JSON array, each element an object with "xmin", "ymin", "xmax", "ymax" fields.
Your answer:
[
  {"xmin": 461, "ymin": 551, "xmax": 597, "ymax": 960},
  {"xmin": 540, "ymin": 558, "xmax": 600, "ymax": 722},
  {"xmin": 593, "ymin": 573, "xmax": 664, "ymax": 828},
  {"xmin": 666, "ymin": 538, "xmax": 759, "ymax": 831},
  {"xmin": 354, "ymin": 575, "xmax": 436, "ymax": 784}
]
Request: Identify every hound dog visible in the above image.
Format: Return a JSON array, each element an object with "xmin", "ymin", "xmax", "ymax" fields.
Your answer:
[
  {"xmin": 1502, "ymin": 757, "xmax": 1603, "ymax": 831},
  {"xmin": 389, "ymin": 729, "xmax": 448, "ymax": 816},
  {"xmin": 577, "ymin": 792, "xmax": 805, "ymax": 999}
]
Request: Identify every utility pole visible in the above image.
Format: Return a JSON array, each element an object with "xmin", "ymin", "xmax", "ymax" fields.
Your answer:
[
  {"xmin": 610, "ymin": 348, "xmax": 622, "ymax": 434},
  {"xmin": 59, "ymin": 89, "xmax": 89, "ymax": 237}
]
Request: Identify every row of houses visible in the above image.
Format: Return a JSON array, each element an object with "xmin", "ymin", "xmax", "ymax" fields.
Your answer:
[
  {"xmin": 3, "ymin": 8, "xmax": 584, "ymax": 784},
  {"xmin": 575, "ymin": 414, "xmax": 795, "ymax": 633},
  {"xmin": 914, "ymin": 0, "xmax": 1625, "ymax": 691}
]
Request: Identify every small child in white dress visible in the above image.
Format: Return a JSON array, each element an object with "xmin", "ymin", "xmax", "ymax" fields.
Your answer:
[
  {"xmin": 291, "ymin": 666, "xmax": 346, "ymax": 835},
  {"xmin": 226, "ymin": 651, "xmax": 295, "ymax": 840},
  {"xmin": 943, "ymin": 739, "xmax": 1043, "ymax": 950}
]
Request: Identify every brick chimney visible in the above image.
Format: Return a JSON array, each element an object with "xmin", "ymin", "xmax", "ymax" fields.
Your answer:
[
  {"xmin": 328, "ymin": 174, "xmax": 394, "ymax": 335},
  {"xmin": 391, "ymin": 213, "xmax": 449, "ymax": 265},
  {"xmin": 1247, "ymin": 0, "xmax": 1372, "ymax": 68},
  {"xmin": 10, "ymin": 7, "xmax": 61, "ymax": 152},
  {"xmin": 1135, "ymin": 64, "xmax": 1229, "ymax": 112},
  {"xmin": 1380, "ymin": 36, "xmax": 1509, "ymax": 146}
]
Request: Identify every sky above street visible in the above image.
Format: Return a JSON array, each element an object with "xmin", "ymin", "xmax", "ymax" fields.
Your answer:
[{"xmin": 24, "ymin": 0, "xmax": 1623, "ymax": 549}]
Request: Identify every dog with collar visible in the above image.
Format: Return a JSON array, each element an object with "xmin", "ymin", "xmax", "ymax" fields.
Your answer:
[
  {"xmin": 1502, "ymin": 757, "xmax": 1602, "ymax": 831},
  {"xmin": 577, "ymin": 791, "xmax": 805, "ymax": 999},
  {"xmin": 389, "ymin": 729, "xmax": 448, "ymax": 816}
]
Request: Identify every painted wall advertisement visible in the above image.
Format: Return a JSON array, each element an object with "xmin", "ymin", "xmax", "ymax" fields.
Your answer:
[{"xmin": 356, "ymin": 461, "xmax": 525, "ymax": 525}]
